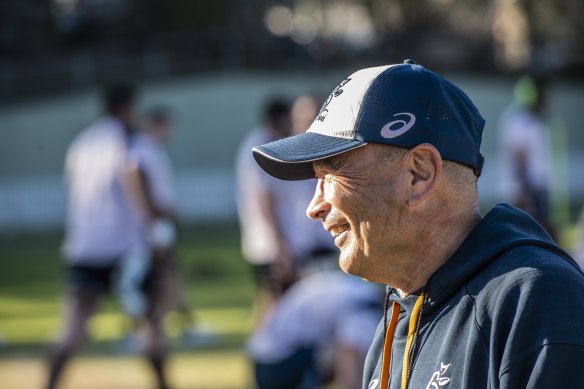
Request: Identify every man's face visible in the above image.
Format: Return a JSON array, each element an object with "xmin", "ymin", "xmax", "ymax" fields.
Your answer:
[{"xmin": 307, "ymin": 144, "xmax": 410, "ymax": 282}]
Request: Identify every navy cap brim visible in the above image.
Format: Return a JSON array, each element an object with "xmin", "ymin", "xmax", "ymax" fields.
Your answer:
[{"xmin": 252, "ymin": 132, "xmax": 367, "ymax": 180}]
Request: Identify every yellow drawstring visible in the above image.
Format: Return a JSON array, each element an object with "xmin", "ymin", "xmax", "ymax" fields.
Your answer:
[
  {"xmin": 379, "ymin": 293, "xmax": 426, "ymax": 389},
  {"xmin": 401, "ymin": 293, "xmax": 426, "ymax": 389}
]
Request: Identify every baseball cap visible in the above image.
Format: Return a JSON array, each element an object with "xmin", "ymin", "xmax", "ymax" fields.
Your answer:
[{"xmin": 252, "ymin": 60, "xmax": 485, "ymax": 181}]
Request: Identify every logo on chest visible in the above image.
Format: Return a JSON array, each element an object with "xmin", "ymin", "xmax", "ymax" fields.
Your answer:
[{"xmin": 426, "ymin": 362, "xmax": 451, "ymax": 388}]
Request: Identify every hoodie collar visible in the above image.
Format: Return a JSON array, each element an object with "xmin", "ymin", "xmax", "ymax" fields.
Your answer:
[
  {"xmin": 409, "ymin": 203, "xmax": 573, "ymax": 312},
  {"xmin": 387, "ymin": 204, "xmax": 578, "ymax": 315}
]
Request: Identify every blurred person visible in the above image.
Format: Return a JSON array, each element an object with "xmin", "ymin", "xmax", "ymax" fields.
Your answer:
[
  {"xmin": 288, "ymin": 94, "xmax": 337, "ymax": 276},
  {"xmin": 46, "ymin": 84, "xmax": 171, "ymax": 389},
  {"xmin": 498, "ymin": 73, "xmax": 557, "ymax": 238},
  {"xmin": 120, "ymin": 106, "xmax": 209, "ymax": 350},
  {"xmin": 245, "ymin": 95, "xmax": 348, "ymax": 389},
  {"xmin": 235, "ymin": 98, "xmax": 295, "ymax": 327},
  {"xmin": 248, "ymin": 268, "xmax": 383, "ymax": 389},
  {"xmin": 118, "ymin": 106, "xmax": 177, "ymax": 331},
  {"xmin": 291, "ymin": 94, "xmax": 321, "ymax": 136},
  {"xmin": 252, "ymin": 61, "xmax": 584, "ymax": 389},
  {"xmin": 573, "ymin": 206, "xmax": 584, "ymax": 270}
]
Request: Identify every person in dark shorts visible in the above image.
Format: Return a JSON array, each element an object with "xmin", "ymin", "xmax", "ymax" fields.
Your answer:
[{"xmin": 45, "ymin": 83, "xmax": 171, "ymax": 389}]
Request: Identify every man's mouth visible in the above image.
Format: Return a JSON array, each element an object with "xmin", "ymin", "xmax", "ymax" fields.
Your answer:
[{"xmin": 330, "ymin": 223, "xmax": 351, "ymax": 238}]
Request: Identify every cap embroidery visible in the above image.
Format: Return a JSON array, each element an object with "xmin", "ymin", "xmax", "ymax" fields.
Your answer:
[{"xmin": 316, "ymin": 77, "xmax": 352, "ymax": 122}]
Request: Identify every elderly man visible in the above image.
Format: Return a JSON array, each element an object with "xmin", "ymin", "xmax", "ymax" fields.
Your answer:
[{"xmin": 251, "ymin": 61, "xmax": 584, "ymax": 389}]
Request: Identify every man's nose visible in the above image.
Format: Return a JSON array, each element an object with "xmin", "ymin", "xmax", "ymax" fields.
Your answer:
[{"xmin": 306, "ymin": 178, "xmax": 330, "ymax": 220}]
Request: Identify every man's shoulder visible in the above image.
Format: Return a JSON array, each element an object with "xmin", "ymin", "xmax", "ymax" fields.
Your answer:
[
  {"xmin": 469, "ymin": 244, "xmax": 584, "ymax": 322},
  {"xmin": 72, "ymin": 118, "xmax": 124, "ymax": 146},
  {"xmin": 508, "ymin": 243, "xmax": 578, "ymax": 273},
  {"xmin": 499, "ymin": 108, "xmax": 543, "ymax": 143},
  {"xmin": 66, "ymin": 118, "xmax": 129, "ymax": 170},
  {"xmin": 128, "ymin": 133, "xmax": 157, "ymax": 159}
]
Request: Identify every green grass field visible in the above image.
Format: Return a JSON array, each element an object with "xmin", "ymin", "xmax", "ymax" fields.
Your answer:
[
  {"xmin": 1, "ymin": 219, "xmax": 580, "ymax": 389},
  {"xmin": 0, "ymin": 223, "xmax": 257, "ymax": 389}
]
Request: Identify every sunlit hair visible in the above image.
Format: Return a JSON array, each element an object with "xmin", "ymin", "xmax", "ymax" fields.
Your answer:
[
  {"xmin": 374, "ymin": 143, "xmax": 407, "ymax": 163},
  {"xmin": 442, "ymin": 160, "xmax": 478, "ymax": 192},
  {"xmin": 375, "ymin": 144, "xmax": 478, "ymax": 193}
]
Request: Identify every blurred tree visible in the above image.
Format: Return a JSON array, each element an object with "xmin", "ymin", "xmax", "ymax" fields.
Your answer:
[
  {"xmin": 0, "ymin": 0, "xmax": 582, "ymax": 103},
  {"xmin": 494, "ymin": 0, "xmax": 583, "ymax": 72}
]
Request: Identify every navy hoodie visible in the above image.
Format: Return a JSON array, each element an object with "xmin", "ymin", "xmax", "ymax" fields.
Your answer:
[{"xmin": 363, "ymin": 204, "xmax": 584, "ymax": 389}]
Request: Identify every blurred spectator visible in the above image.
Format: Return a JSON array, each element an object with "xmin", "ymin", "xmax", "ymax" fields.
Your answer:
[
  {"xmin": 246, "ymin": 94, "xmax": 374, "ymax": 389},
  {"xmin": 118, "ymin": 106, "xmax": 178, "ymax": 327},
  {"xmin": 498, "ymin": 73, "xmax": 557, "ymax": 239},
  {"xmin": 291, "ymin": 94, "xmax": 321, "ymax": 136},
  {"xmin": 235, "ymin": 98, "xmax": 294, "ymax": 327},
  {"xmin": 120, "ymin": 106, "xmax": 210, "ymax": 350},
  {"xmin": 247, "ymin": 269, "xmax": 383, "ymax": 389},
  {"xmin": 287, "ymin": 94, "xmax": 337, "ymax": 276},
  {"xmin": 573, "ymin": 207, "xmax": 584, "ymax": 270},
  {"xmin": 46, "ymin": 84, "xmax": 171, "ymax": 389}
]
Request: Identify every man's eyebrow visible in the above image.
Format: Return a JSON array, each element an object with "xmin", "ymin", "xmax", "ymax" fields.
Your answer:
[{"xmin": 314, "ymin": 158, "xmax": 335, "ymax": 171}]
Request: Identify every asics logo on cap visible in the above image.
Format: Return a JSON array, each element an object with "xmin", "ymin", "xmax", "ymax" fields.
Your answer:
[{"xmin": 380, "ymin": 113, "xmax": 416, "ymax": 139}]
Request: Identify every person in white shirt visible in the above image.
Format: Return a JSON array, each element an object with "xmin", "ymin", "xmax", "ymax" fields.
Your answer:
[
  {"xmin": 287, "ymin": 95, "xmax": 338, "ymax": 275},
  {"xmin": 120, "ymin": 106, "xmax": 179, "ymax": 321},
  {"xmin": 235, "ymin": 98, "xmax": 295, "ymax": 326},
  {"xmin": 46, "ymin": 84, "xmax": 171, "ymax": 389},
  {"xmin": 573, "ymin": 207, "xmax": 584, "ymax": 270},
  {"xmin": 121, "ymin": 105, "xmax": 208, "ymax": 357},
  {"xmin": 247, "ymin": 268, "xmax": 383, "ymax": 389},
  {"xmin": 498, "ymin": 74, "xmax": 556, "ymax": 238}
]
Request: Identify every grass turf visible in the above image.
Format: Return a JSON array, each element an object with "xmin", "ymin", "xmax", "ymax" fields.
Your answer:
[{"xmin": 0, "ymin": 223, "xmax": 257, "ymax": 389}]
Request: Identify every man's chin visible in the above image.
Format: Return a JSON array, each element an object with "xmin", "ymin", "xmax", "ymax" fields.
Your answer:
[{"xmin": 338, "ymin": 253, "xmax": 359, "ymax": 276}]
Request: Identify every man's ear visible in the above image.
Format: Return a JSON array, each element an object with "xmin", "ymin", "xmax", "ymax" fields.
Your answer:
[{"xmin": 407, "ymin": 143, "xmax": 442, "ymax": 204}]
